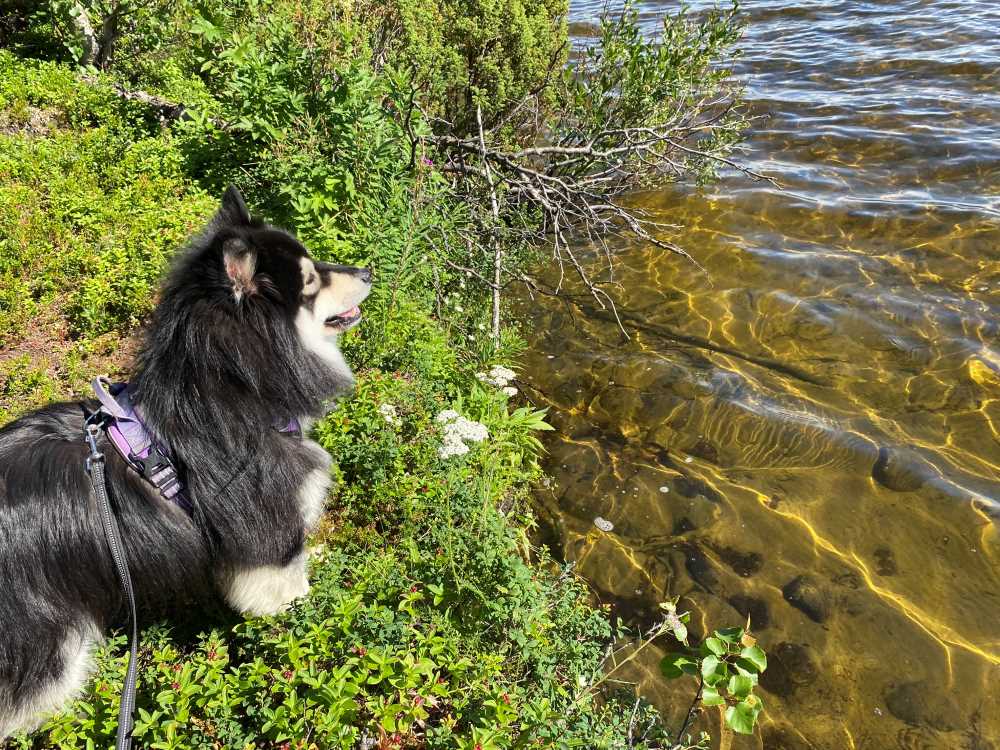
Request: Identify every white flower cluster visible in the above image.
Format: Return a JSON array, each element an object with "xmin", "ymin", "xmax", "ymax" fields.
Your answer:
[
  {"xmin": 476, "ymin": 365, "xmax": 518, "ymax": 397},
  {"xmin": 378, "ymin": 403, "xmax": 401, "ymax": 427},
  {"xmin": 436, "ymin": 409, "xmax": 488, "ymax": 458}
]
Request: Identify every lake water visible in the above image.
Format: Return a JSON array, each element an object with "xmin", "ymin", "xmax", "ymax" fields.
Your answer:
[{"xmin": 518, "ymin": 1, "xmax": 1000, "ymax": 747}]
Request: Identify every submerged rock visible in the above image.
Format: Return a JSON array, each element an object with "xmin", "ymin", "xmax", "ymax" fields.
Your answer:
[
  {"xmin": 871, "ymin": 446, "xmax": 926, "ymax": 492},
  {"xmin": 884, "ymin": 680, "xmax": 961, "ymax": 731},
  {"xmin": 715, "ymin": 545, "xmax": 764, "ymax": 577},
  {"xmin": 727, "ymin": 594, "xmax": 770, "ymax": 629},
  {"xmin": 593, "ymin": 516, "xmax": 614, "ymax": 532},
  {"xmin": 759, "ymin": 642, "xmax": 818, "ymax": 698},
  {"xmin": 679, "ymin": 543, "xmax": 719, "ymax": 592},
  {"xmin": 782, "ymin": 574, "xmax": 831, "ymax": 623}
]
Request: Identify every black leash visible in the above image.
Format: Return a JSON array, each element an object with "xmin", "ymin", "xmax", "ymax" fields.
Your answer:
[{"xmin": 85, "ymin": 420, "xmax": 138, "ymax": 750}]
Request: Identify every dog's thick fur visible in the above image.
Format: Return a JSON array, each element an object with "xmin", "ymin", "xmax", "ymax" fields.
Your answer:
[{"xmin": 0, "ymin": 187, "xmax": 371, "ymax": 737}]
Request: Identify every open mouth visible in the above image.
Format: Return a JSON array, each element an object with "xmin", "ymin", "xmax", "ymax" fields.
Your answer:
[{"xmin": 324, "ymin": 306, "xmax": 362, "ymax": 332}]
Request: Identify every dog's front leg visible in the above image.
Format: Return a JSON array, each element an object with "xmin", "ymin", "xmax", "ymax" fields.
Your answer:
[{"xmin": 220, "ymin": 550, "xmax": 310, "ymax": 616}]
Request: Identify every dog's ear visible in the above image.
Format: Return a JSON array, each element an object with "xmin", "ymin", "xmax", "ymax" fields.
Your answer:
[
  {"xmin": 216, "ymin": 185, "xmax": 252, "ymax": 227},
  {"xmin": 222, "ymin": 237, "xmax": 257, "ymax": 300}
]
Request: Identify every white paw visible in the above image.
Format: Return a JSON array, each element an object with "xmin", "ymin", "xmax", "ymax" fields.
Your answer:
[{"xmin": 222, "ymin": 553, "xmax": 310, "ymax": 616}]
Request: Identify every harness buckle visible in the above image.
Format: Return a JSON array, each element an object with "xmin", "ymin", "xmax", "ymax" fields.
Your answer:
[{"xmin": 130, "ymin": 445, "xmax": 180, "ymax": 494}]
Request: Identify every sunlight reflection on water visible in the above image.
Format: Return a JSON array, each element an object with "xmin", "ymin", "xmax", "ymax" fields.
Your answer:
[{"xmin": 521, "ymin": 1, "xmax": 1000, "ymax": 747}]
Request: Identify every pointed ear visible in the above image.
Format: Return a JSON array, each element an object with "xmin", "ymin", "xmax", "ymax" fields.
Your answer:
[
  {"xmin": 216, "ymin": 185, "xmax": 252, "ymax": 227},
  {"xmin": 222, "ymin": 237, "xmax": 257, "ymax": 300}
]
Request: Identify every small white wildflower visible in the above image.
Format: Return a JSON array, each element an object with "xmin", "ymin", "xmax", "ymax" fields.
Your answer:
[
  {"xmin": 501, "ymin": 386, "xmax": 518, "ymax": 397},
  {"xmin": 477, "ymin": 364, "xmax": 517, "ymax": 389},
  {"xmin": 684, "ymin": 455, "xmax": 694, "ymax": 464},
  {"xmin": 452, "ymin": 417, "xmax": 488, "ymax": 443},
  {"xmin": 438, "ymin": 436, "xmax": 470, "ymax": 459},
  {"xmin": 378, "ymin": 403, "xmax": 401, "ymax": 427},
  {"xmin": 455, "ymin": 305, "xmax": 463, "ymax": 312},
  {"xmin": 436, "ymin": 409, "xmax": 488, "ymax": 459},
  {"xmin": 489, "ymin": 365, "xmax": 516, "ymax": 383}
]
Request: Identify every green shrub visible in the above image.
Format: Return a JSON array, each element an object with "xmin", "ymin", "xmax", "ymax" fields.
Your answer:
[
  {"xmin": 382, "ymin": 0, "xmax": 569, "ymax": 132},
  {"xmin": 0, "ymin": 52, "xmax": 214, "ymax": 345},
  {"xmin": 0, "ymin": 356, "xmax": 60, "ymax": 423}
]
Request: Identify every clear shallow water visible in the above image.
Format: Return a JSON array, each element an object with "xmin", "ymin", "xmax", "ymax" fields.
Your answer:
[{"xmin": 519, "ymin": 1, "xmax": 1000, "ymax": 747}]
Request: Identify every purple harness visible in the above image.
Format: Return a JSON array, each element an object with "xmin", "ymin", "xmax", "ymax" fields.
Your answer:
[{"xmin": 90, "ymin": 377, "xmax": 301, "ymax": 515}]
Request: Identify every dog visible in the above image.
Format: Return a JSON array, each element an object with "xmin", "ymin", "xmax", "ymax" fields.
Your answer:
[{"xmin": 0, "ymin": 186, "xmax": 371, "ymax": 737}]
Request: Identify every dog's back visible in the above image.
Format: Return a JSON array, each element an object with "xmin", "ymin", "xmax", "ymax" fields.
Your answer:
[
  {"xmin": 0, "ymin": 403, "xmax": 214, "ymax": 735},
  {"xmin": 0, "ymin": 403, "xmax": 109, "ymax": 735}
]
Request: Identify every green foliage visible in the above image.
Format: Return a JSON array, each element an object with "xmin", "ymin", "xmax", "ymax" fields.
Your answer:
[
  {"xmin": 386, "ymin": 0, "xmax": 568, "ymax": 132},
  {"xmin": 0, "ymin": 55, "xmax": 213, "ymax": 334},
  {"xmin": 555, "ymin": 1, "xmax": 746, "ymax": 184},
  {"xmin": 0, "ymin": 51, "xmax": 214, "ymax": 414},
  {"xmin": 659, "ymin": 606, "xmax": 768, "ymax": 737},
  {"xmin": 563, "ymin": 2, "xmax": 743, "ymax": 131},
  {"xmin": 0, "ymin": 356, "xmax": 59, "ymax": 424}
]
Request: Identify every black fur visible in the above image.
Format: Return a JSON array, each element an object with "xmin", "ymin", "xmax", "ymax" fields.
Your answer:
[{"xmin": 0, "ymin": 187, "xmax": 363, "ymax": 735}]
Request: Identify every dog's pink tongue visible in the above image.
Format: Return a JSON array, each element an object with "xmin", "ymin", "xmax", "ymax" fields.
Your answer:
[{"xmin": 343, "ymin": 306, "xmax": 360, "ymax": 318}]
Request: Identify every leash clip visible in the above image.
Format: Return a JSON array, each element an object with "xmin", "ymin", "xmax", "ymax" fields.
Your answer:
[{"xmin": 84, "ymin": 418, "xmax": 105, "ymax": 474}]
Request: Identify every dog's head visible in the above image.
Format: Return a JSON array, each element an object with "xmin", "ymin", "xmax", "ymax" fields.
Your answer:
[
  {"xmin": 208, "ymin": 185, "xmax": 372, "ymax": 375},
  {"xmin": 134, "ymin": 186, "xmax": 372, "ymax": 432}
]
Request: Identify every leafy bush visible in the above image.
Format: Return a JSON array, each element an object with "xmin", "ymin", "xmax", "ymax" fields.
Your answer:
[
  {"xmin": 381, "ymin": 0, "xmax": 569, "ymax": 132},
  {"xmin": 0, "ymin": 52, "xmax": 213, "ymax": 344}
]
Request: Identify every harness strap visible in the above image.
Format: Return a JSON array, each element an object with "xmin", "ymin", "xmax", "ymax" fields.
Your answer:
[
  {"xmin": 85, "ymin": 421, "xmax": 138, "ymax": 750},
  {"xmin": 90, "ymin": 378, "xmax": 302, "ymax": 515},
  {"xmin": 91, "ymin": 378, "xmax": 192, "ymax": 514}
]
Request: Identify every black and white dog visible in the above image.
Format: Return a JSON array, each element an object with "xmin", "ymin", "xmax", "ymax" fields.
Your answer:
[{"xmin": 0, "ymin": 187, "xmax": 370, "ymax": 736}]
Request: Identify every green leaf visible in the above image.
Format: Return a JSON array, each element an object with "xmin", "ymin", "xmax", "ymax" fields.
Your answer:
[
  {"xmin": 715, "ymin": 626, "xmax": 744, "ymax": 645},
  {"xmin": 671, "ymin": 620, "xmax": 688, "ymax": 644},
  {"xmin": 660, "ymin": 653, "xmax": 698, "ymax": 679},
  {"xmin": 702, "ymin": 637, "xmax": 725, "ymax": 656},
  {"xmin": 725, "ymin": 697, "xmax": 763, "ymax": 734},
  {"xmin": 739, "ymin": 645, "xmax": 767, "ymax": 672},
  {"xmin": 701, "ymin": 655, "xmax": 727, "ymax": 686},
  {"xmin": 727, "ymin": 674, "xmax": 754, "ymax": 699},
  {"xmin": 701, "ymin": 685, "xmax": 725, "ymax": 706}
]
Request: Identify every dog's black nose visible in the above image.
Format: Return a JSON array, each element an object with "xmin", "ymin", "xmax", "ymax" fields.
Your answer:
[{"xmin": 359, "ymin": 267, "xmax": 373, "ymax": 284}]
